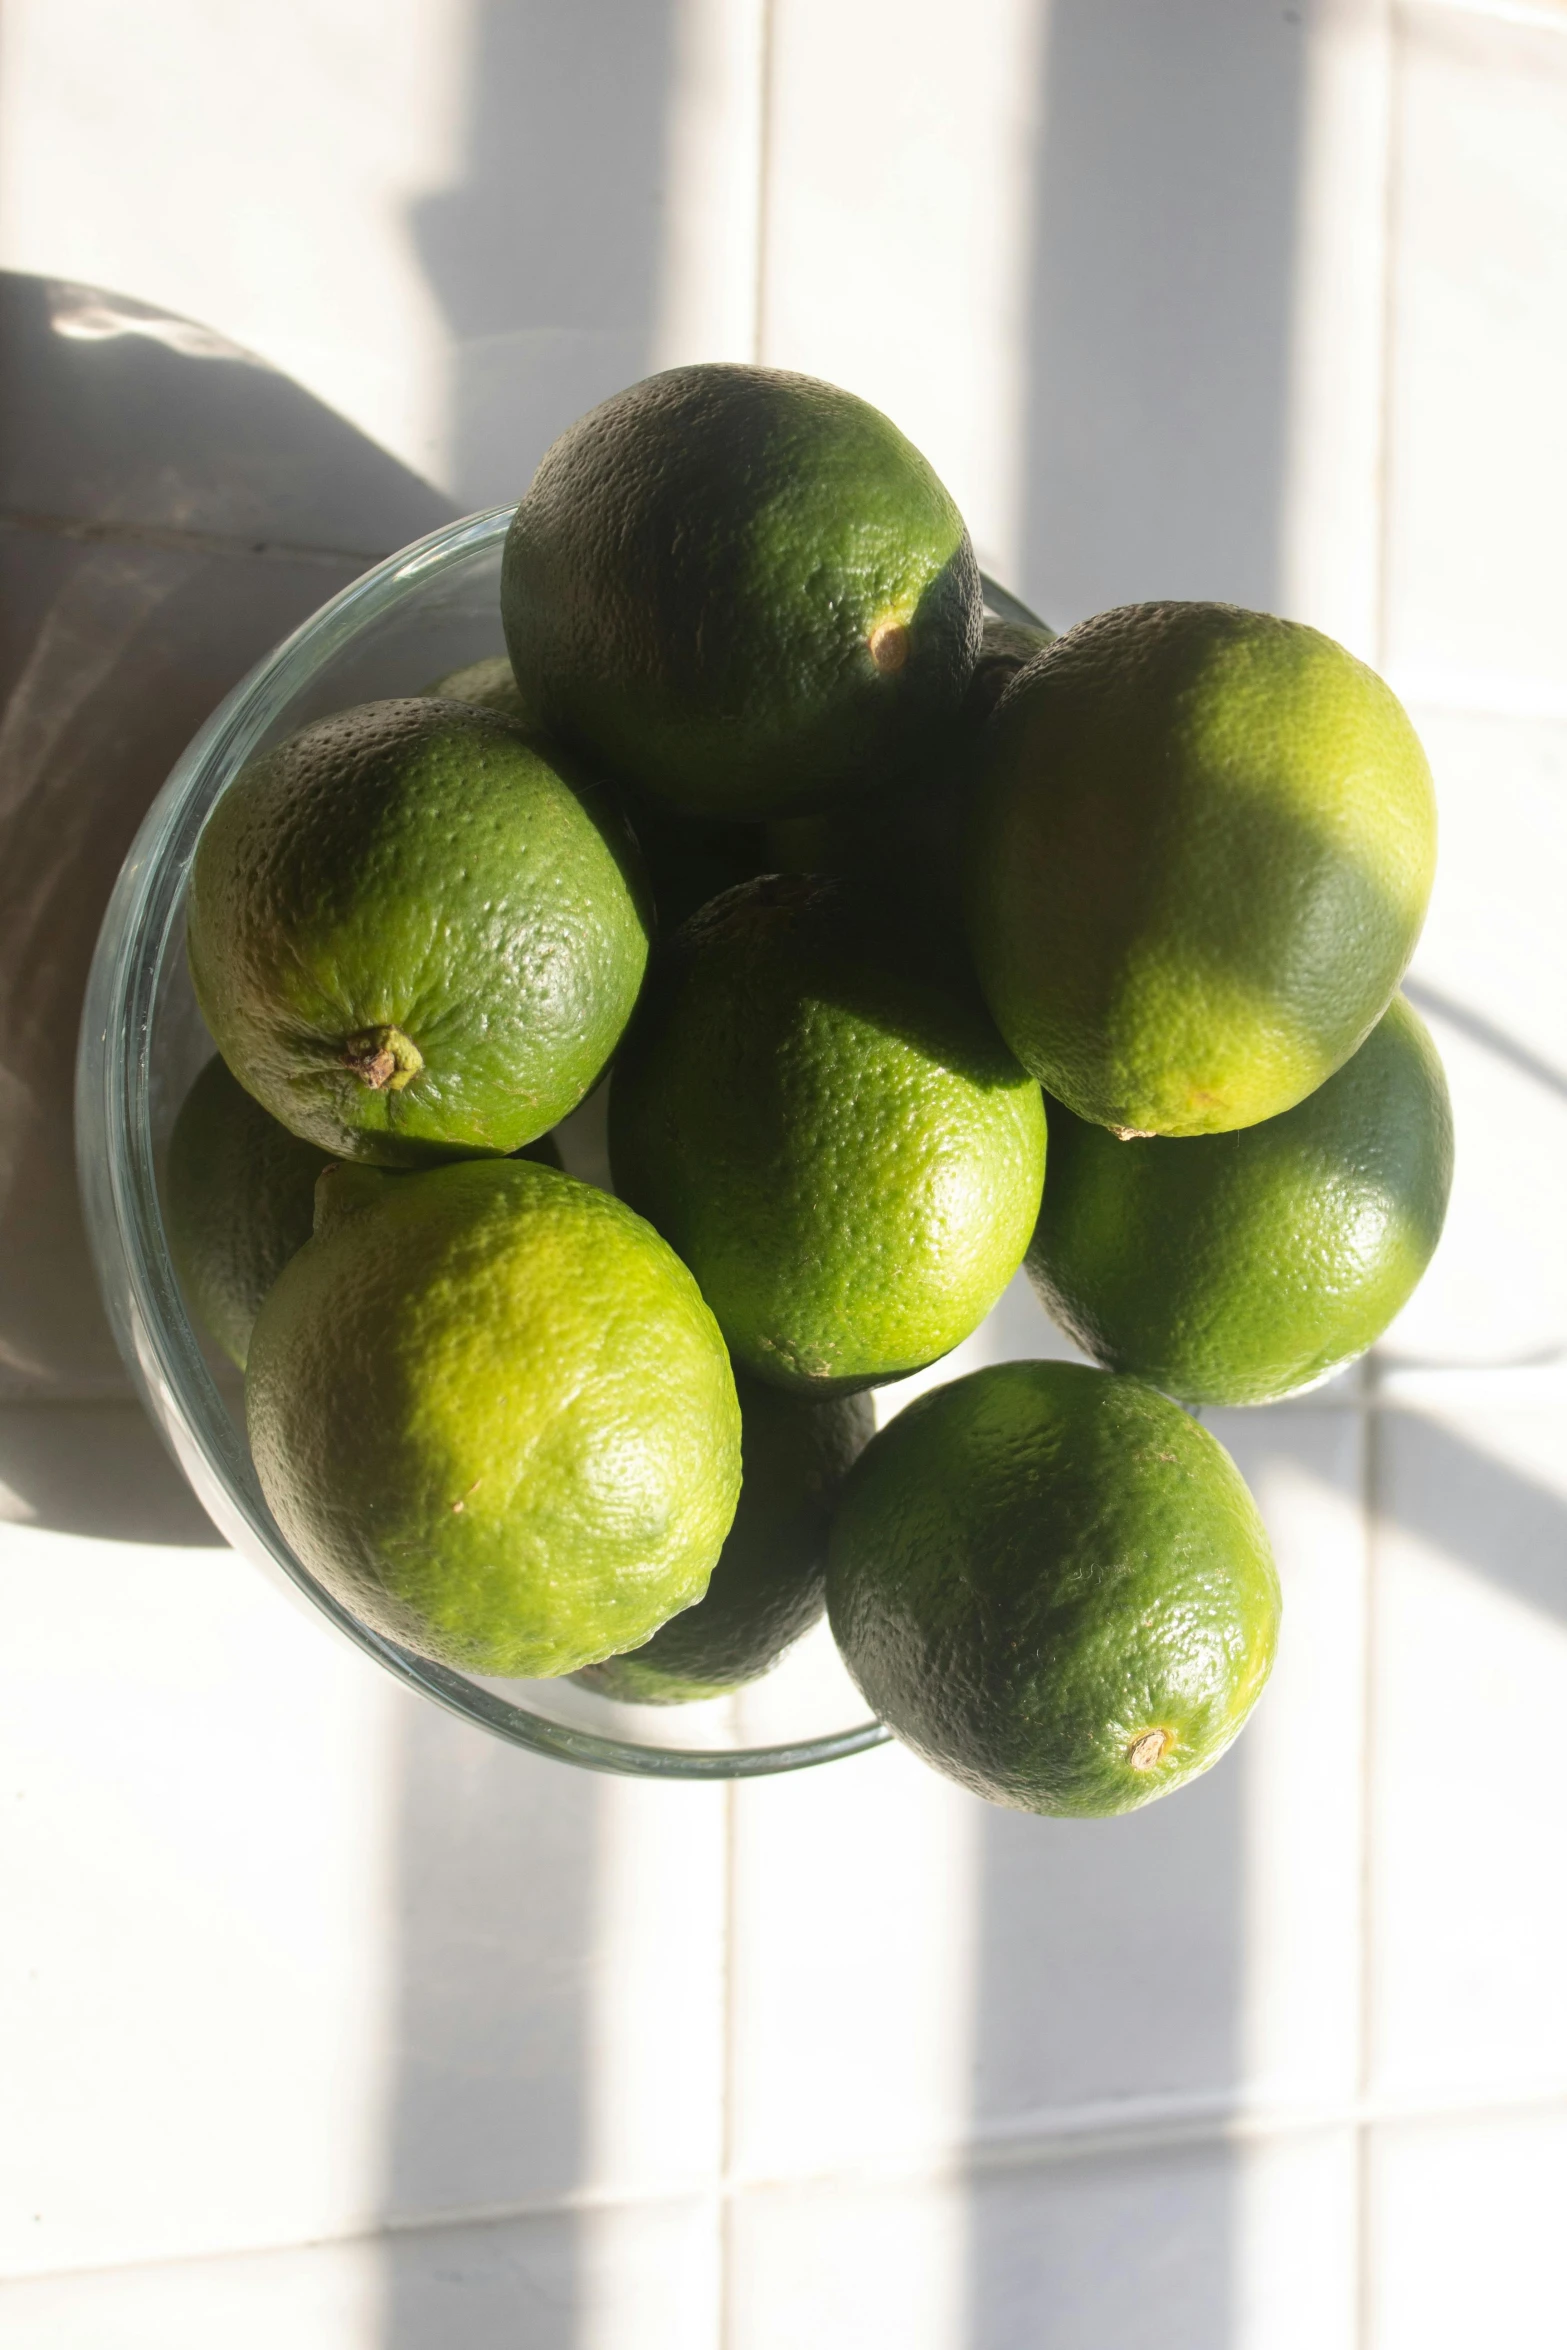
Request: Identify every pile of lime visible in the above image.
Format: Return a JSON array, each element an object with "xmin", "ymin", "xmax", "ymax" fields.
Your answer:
[{"xmin": 170, "ymin": 363, "xmax": 1449, "ymax": 1816}]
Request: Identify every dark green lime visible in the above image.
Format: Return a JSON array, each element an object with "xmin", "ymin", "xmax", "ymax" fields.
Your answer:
[
  {"xmin": 501, "ymin": 364, "xmax": 981, "ymax": 820},
  {"xmin": 827, "ymin": 1360, "xmax": 1280, "ymax": 1815}
]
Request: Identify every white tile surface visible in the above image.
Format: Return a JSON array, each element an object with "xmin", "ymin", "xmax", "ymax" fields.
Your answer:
[
  {"xmin": 1210, "ymin": 1407, "xmax": 1368, "ymax": 2113},
  {"xmin": 1384, "ymin": 2, "xmax": 1567, "ymax": 705},
  {"xmin": 0, "ymin": 1515, "xmax": 398, "ymax": 2273},
  {"xmin": 1369, "ymin": 1400, "xmax": 1567, "ymax": 2103},
  {"xmin": 1367, "ymin": 2105, "xmax": 1567, "ymax": 2350},
  {"xmin": 759, "ymin": 0, "xmax": 1043, "ymax": 579},
  {"xmin": 0, "ymin": 2231, "xmax": 386, "ymax": 2350},
  {"xmin": 729, "ymin": 1739, "xmax": 981, "ymax": 2181},
  {"xmin": 728, "ymin": 2129, "xmax": 1358, "ymax": 2350}
]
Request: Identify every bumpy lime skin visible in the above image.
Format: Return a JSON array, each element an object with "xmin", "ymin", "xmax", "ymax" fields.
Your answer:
[
  {"xmin": 1028, "ymin": 995, "xmax": 1453, "ymax": 1406},
  {"xmin": 576, "ymin": 1376, "xmax": 873, "ymax": 1703},
  {"xmin": 187, "ymin": 698, "xmax": 651, "ymax": 1166},
  {"xmin": 246, "ymin": 1160, "xmax": 742, "ymax": 1679},
  {"xmin": 500, "ymin": 364, "xmax": 983, "ymax": 821},
  {"xmin": 965, "ymin": 603, "xmax": 1438, "ymax": 1136},
  {"xmin": 827, "ymin": 1361, "xmax": 1280, "ymax": 1816},
  {"xmin": 165, "ymin": 1054, "xmax": 331, "ymax": 1369},
  {"xmin": 427, "ymin": 647, "xmax": 767, "ymax": 934},
  {"xmin": 609, "ymin": 875, "xmax": 1048, "ymax": 1395}
]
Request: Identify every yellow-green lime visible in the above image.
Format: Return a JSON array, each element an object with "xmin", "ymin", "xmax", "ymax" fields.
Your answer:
[
  {"xmin": 966, "ymin": 603, "xmax": 1438, "ymax": 1136},
  {"xmin": 247, "ymin": 1158, "xmax": 741, "ymax": 1677},
  {"xmin": 609, "ymin": 875, "xmax": 1048, "ymax": 1393},
  {"xmin": 501, "ymin": 364, "xmax": 982, "ymax": 820},
  {"xmin": 188, "ymin": 697, "xmax": 651, "ymax": 1166},
  {"xmin": 1027, "ymin": 993, "xmax": 1453, "ymax": 1405},
  {"xmin": 576, "ymin": 1376, "xmax": 873, "ymax": 1703},
  {"xmin": 827, "ymin": 1360, "xmax": 1280, "ymax": 1815},
  {"xmin": 166, "ymin": 1054, "xmax": 331, "ymax": 1369}
]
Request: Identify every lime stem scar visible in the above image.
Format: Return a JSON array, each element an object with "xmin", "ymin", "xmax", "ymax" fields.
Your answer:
[
  {"xmin": 869, "ymin": 620, "xmax": 910, "ymax": 674},
  {"xmin": 1127, "ymin": 1728, "xmax": 1172, "ymax": 1771},
  {"xmin": 342, "ymin": 1025, "xmax": 424, "ymax": 1091}
]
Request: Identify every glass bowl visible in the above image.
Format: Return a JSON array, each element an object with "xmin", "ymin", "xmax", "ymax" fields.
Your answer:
[{"xmin": 76, "ymin": 503, "xmax": 1044, "ymax": 1780}]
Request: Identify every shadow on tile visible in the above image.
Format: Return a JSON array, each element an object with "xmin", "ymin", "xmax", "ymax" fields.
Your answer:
[
  {"xmin": 0, "ymin": 1400, "xmax": 221, "ymax": 1546},
  {"xmin": 1377, "ymin": 1409, "xmax": 1567, "ymax": 1626},
  {"xmin": 0, "ymin": 270, "xmax": 456, "ymax": 1416},
  {"xmin": 407, "ymin": 0, "xmax": 680, "ymax": 512}
]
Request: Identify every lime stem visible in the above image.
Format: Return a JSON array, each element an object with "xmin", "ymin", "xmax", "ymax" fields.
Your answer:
[{"xmin": 342, "ymin": 1025, "xmax": 423, "ymax": 1092}]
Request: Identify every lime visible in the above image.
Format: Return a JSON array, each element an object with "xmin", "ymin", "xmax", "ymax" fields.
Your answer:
[
  {"xmin": 422, "ymin": 655, "xmax": 533, "ymax": 727},
  {"xmin": 188, "ymin": 697, "xmax": 651, "ymax": 1165},
  {"xmin": 247, "ymin": 1158, "xmax": 741, "ymax": 1677},
  {"xmin": 827, "ymin": 1360, "xmax": 1280, "ymax": 1815},
  {"xmin": 500, "ymin": 364, "xmax": 981, "ymax": 820},
  {"xmin": 966, "ymin": 603, "xmax": 1438, "ymax": 1135},
  {"xmin": 166, "ymin": 1053, "xmax": 331, "ymax": 1369},
  {"xmin": 576, "ymin": 1376, "xmax": 873, "ymax": 1702},
  {"xmin": 1027, "ymin": 993, "xmax": 1453, "ymax": 1404},
  {"xmin": 609, "ymin": 875, "xmax": 1047, "ymax": 1393}
]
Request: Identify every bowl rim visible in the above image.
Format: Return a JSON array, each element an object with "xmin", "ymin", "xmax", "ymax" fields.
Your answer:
[{"xmin": 75, "ymin": 500, "xmax": 1043, "ymax": 1780}]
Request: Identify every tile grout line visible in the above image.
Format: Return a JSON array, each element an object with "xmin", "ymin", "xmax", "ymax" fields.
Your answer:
[
  {"xmin": 1358, "ymin": 10, "xmax": 1405, "ymax": 2337},
  {"xmin": 11, "ymin": 2079, "xmax": 1567, "ymax": 2297},
  {"xmin": 0, "ymin": 506, "xmax": 392, "ymax": 569},
  {"xmin": 717, "ymin": 1776, "xmax": 741, "ymax": 2350},
  {"xmin": 750, "ymin": 0, "xmax": 777, "ymax": 368}
]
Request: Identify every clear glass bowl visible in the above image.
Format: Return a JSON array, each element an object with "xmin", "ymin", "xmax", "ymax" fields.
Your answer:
[{"xmin": 76, "ymin": 503, "xmax": 1044, "ymax": 1780}]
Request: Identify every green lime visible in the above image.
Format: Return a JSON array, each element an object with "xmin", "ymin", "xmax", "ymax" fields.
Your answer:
[
  {"xmin": 187, "ymin": 697, "xmax": 651, "ymax": 1166},
  {"xmin": 827, "ymin": 1360, "xmax": 1280, "ymax": 1815},
  {"xmin": 609, "ymin": 875, "xmax": 1047, "ymax": 1393},
  {"xmin": 500, "ymin": 364, "xmax": 981, "ymax": 820},
  {"xmin": 165, "ymin": 1053, "xmax": 332, "ymax": 1369},
  {"xmin": 422, "ymin": 655, "xmax": 533, "ymax": 727},
  {"xmin": 247, "ymin": 1158, "xmax": 741, "ymax": 1677},
  {"xmin": 966, "ymin": 603, "xmax": 1438, "ymax": 1136},
  {"xmin": 575, "ymin": 1376, "xmax": 873, "ymax": 1702},
  {"xmin": 426, "ymin": 651, "xmax": 765, "ymax": 934},
  {"xmin": 1027, "ymin": 994, "xmax": 1453, "ymax": 1405}
]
